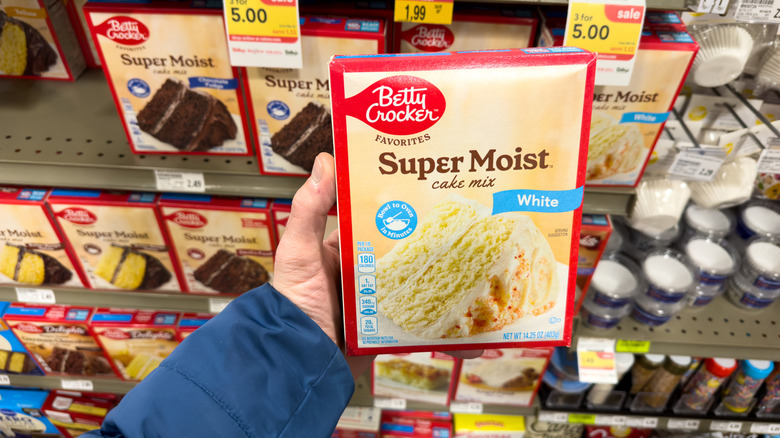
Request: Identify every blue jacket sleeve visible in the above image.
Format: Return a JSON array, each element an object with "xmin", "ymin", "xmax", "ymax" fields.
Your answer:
[{"xmin": 84, "ymin": 284, "xmax": 355, "ymax": 438}]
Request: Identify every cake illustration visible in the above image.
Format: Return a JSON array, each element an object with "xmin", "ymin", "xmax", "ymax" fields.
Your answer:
[
  {"xmin": 587, "ymin": 112, "xmax": 644, "ymax": 181},
  {"xmin": 0, "ymin": 243, "xmax": 72, "ymax": 285},
  {"xmin": 376, "ymin": 195, "xmax": 558, "ymax": 339},
  {"xmin": 95, "ymin": 244, "xmax": 171, "ymax": 290},
  {"xmin": 375, "ymin": 358, "xmax": 450, "ymax": 390},
  {"xmin": 463, "ymin": 361, "xmax": 541, "ymax": 391},
  {"xmin": 271, "ymin": 101, "xmax": 333, "ymax": 172},
  {"xmin": 47, "ymin": 347, "xmax": 113, "ymax": 376},
  {"xmin": 0, "ymin": 11, "xmax": 57, "ymax": 76},
  {"xmin": 193, "ymin": 249, "xmax": 269, "ymax": 294},
  {"xmin": 137, "ymin": 78, "xmax": 238, "ymax": 152},
  {"xmin": 124, "ymin": 353, "xmax": 163, "ymax": 380},
  {"xmin": 0, "ymin": 350, "xmax": 34, "ymax": 374}
]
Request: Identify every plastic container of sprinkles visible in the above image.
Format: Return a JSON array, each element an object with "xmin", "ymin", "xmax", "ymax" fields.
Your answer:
[
  {"xmin": 736, "ymin": 200, "xmax": 780, "ymax": 240},
  {"xmin": 682, "ymin": 204, "xmax": 736, "ymax": 239},
  {"xmin": 682, "ymin": 236, "xmax": 740, "ymax": 306},
  {"xmin": 642, "ymin": 249, "xmax": 698, "ymax": 305},
  {"xmin": 728, "ymin": 238, "xmax": 780, "ymax": 311}
]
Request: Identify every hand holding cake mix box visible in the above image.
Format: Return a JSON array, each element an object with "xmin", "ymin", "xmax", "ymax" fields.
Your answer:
[
  {"xmin": 372, "ymin": 352, "xmax": 456, "ymax": 405},
  {"xmin": 330, "ymin": 48, "xmax": 596, "ymax": 355}
]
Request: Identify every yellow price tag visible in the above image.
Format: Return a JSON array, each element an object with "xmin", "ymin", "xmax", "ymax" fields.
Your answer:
[
  {"xmin": 565, "ymin": 2, "xmax": 643, "ymax": 57},
  {"xmin": 394, "ymin": 0, "xmax": 453, "ymax": 25},
  {"xmin": 223, "ymin": 0, "xmax": 302, "ymax": 68},
  {"xmin": 615, "ymin": 339, "xmax": 651, "ymax": 353},
  {"xmin": 568, "ymin": 414, "xmax": 596, "ymax": 424},
  {"xmin": 579, "ymin": 351, "xmax": 615, "ymax": 369}
]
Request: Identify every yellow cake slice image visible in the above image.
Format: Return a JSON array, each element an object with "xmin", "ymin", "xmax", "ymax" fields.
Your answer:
[
  {"xmin": 375, "ymin": 358, "xmax": 450, "ymax": 390},
  {"xmin": 376, "ymin": 195, "xmax": 558, "ymax": 339},
  {"xmin": 95, "ymin": 244, "xmax": 171, "ymax": 290},
  {"xmin": 587, "ymin": 111, "xmax": 644, "ymax": 181},
  {"xmin": 0, "ymin": 243, "xmax": 72, "ymax": 285},
  {"xmin": 125, "ymin": 353, "xmax": 163, "ymax": 380}
]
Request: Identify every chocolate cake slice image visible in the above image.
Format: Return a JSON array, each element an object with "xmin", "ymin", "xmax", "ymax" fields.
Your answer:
[
  {"xmin": 0, "ymin": 243, "xmax": 72, "ymax": 285},
  {"xmin": 271, "ymin": 101, "xmax": 333, "ymax": 172},
  {"xmin": 0, "ymin": 11, "xmax": 57, "ymax": 76},
  {"xmin": 94, "ymin": 244, "xmax": 171, "ymax": 290},
  {"xmin": 194, "ymin": 249, "xmax": 269, "ymax": 294},
  {"xmin": 137, "ymin": 78, "xmax": 238, "ymax": 152}
]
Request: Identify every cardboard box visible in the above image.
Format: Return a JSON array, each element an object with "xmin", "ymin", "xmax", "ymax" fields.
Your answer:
[
  {"xmin": 330, "ymin": 48, "xmax": 596, "ymax": 355},
  {"xmin": 47, "ymin": 189, "xmax": 183, "ymax": 292},
  {"xmin": 85, "ymin": 1, "xmax": 252, "ymax": 155},
  {"xmin": 300, "ymin": 0, "xmax": 393, "ymax": 48},
  {"xmin": 66, "ymin": 0, "xmax": 100, "ymax": 67},
  {"xmin": 3, "ymin": 304, "xmax": 116, "ymax": 377},
  {"xmin": 271, "ymin": 198, "xmax": 338, "ymax": 248},
  {"xmin": 91, "ymin": 308, "xmax": 179, "ymax": 381},
  {"xmin": 332, "ymin": 406, "xmax": 380, "ymax": 438},
  {"xmin": 0, "ymin": 0, "xmax": 86, "ymax": 80},
  {"xmin": 453, "ymin": 413, "xmax": 525, "ymax": 438},
  {"xmin": 381, "ymin": 411, "xmax": 453, "ymax": 438},
  {"xmin": 574, "ymin": 214, "xmax": 612, "ymax": 313},
  {"xmin": 176, "ymin": 312, "xmax": 213, "ymax": 341},
  {"xmin": 242, "ymin": 15, "xmax": 386, "ymax": 176},
  {"xmin": 0, "ymin": 389, "xmax": 61, "ymax": 436},
  {"xmin": 372, "ymin": 352, "xmax": 456, "ymax": 405},
  {"xmin": 42, "ymin": 390, "xmax": 117, "ymax": 437},
  {"xmin": 0, "ymin": 301, "xmax": 43, "ymax": 375},
  {"xmin": 0, "ymin": 187, "xmax": 85, "ymax": 288}
]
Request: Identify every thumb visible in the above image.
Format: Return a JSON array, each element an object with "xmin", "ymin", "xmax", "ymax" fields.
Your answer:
[{"xmin": 282, "ymin": 153, "xmax": 336, "ymax": 250}]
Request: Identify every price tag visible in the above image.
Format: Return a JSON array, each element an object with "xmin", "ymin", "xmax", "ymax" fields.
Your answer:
[
  {"xmin": 15, "ymin": 288, "xmax": 55, "ymax": 304},
  {"xmin": 394, "ymin": 0, "xmax": 453, "ymax": 24},
  {"xmin": 155, "ymin": 171, "xmax": 206, "ymax": 193},
  {"xmin": 450, "ymin": 401, "xmax": 483, "ymax": 414},
  {"xmin": 568, "ymin": 414, "xmax": 596, "ymax": 424},
  {"xmin": 667, "ymin": 419, "xmax": 700, "ymax": 430},
  {"xmin": 595, "ymin": 415, "xmax": 626, "ymax": 426},
  {"xmin": 538, "ymin": 412, "xmax": 568, "ymax": 423},
  {"xmin": 577, "ymin": 337, "xmax": 617, "ymax": 383},
  {"xmin": 734, "ymin": 0, "xmax": 780, "ymax": 23},
  {"xmin": 222, "ymin": 0, "xmax": 301, "ymax": 68},
  {"xmin": 710, "ymin": 421, "xmax": 742, "ymax": 432},
  {"xmin": 642, "ymin": 417, "xmax": 658, "ymax": 428},
  {"xmin": 564, "ymin": 0, "xmax": 645, "ymax": 86},
  {"xmin": 751, "ymin": 423, "xmax": 780, "ymax": 433},
  {"xmin": 373, "ymin": 397, "xmax": 406, "ymax": 410},
  {"xmin": 209, "ymin": 298, "xmax": 232, "ymax": 314},
  {"xmin": 668, "ymin": 149, "xmax": 725, "ymax": 182},
  {"xmin": 758, "ymin": 148, "xmax": 780, "ymax": 173},
  {"xmin": 61, "ymin": 379, "xmax": 94, "ymax": 391},
  {"xmin": 625, "ymin": 418, "xmax": 645, "ymax": 428},
  {"xmin": 615, "ymin": 339, "xmax": 650, "ymax": 354},
  {"xmin": 711, "ymin": 0, "xmax": 730, "ymax": 14},
  {"xmin": 0, "ymin": 375, "xmax": 10, "ymax": 386}
]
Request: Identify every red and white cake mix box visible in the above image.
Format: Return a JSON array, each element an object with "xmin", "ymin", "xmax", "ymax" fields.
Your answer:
[
  {"xmin": 300, "ymin": 0, "xmax": 393, "ymax": 47},
  {"xmin": 47, "ymin": 189, "xmax": 183, "ymax": 292},
  {"xmin": 66, "ymin": 0, "xmax": 100, "ymax": 67},
  {"xmin": 333, "ymin": 407, "xmax": 380, "ymax": 438},
  {"xmin": 176, "ymin": 312, "xmax": 213, "ymax": 341},
  {"xmin": 574, "ymin": 214, "xmax": 612, "ymax": 312},
  {"xmin": 85, "ymin": 1, "xmax": 252, "ymax": 155},
  {"xmin": 330, "ymin": 48, "xmax": 596, "ymax": 355},
  {"xmin": 271, "ymin": 198, "xmax": 338, "ymax": 247},
  {"xmin": 42, "ymin": 390, "xmax": 117, "ymax": 437},
  {"xmin": 158, "ymin": 194, "xmax": 275, "ymax": 295},
  {"xmin": 373, "ymin": 352, "xmax": 456, "ymax": 405},
  {"xmin": 394, "ymin": 3, "xmax": 536, "ymax": 54},
  {"xmin": 242, "ymin": 15, "xmax": 386, "ymax": 177},
  {"xmin": 0, "ymin": 187, "xmax": 85, "ymax": 288},
  {"xmin": 380, "ymin": 411, "xmax": 453, "ymax": 438},
  {"xmin": 453, "ymin": 348, "xmax": 551, "ymax": 407}
]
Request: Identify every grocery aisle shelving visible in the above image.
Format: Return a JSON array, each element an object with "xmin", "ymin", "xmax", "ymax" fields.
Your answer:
[
  {"xmin": 0, "ymin": 374, "xmax": 135, "ymax": 394},
  {"xmin": 462, "ymin": 0, "xmax": 687, "ymax": 10}
]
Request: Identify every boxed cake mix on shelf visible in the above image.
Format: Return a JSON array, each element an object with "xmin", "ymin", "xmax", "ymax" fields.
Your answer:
[
  {"xmin": 453, "ymin": 413, "xmax": 525, "ymax": 437},
  {"xmin": 65, "ymin": 0, "xmax": 100, "ymax": 67},
  {"xmin": 0, "ymin": 389, "xmax": 61, "ymax": 436},
  {"xmin": 332, "ymin": 406, "xmax": 380, "ymax": 438},
  {"xmin": 272, "ymin": 198, "xmax": 338, "ymax": 246},
  {"xmin": 91, "ymin": 308, "xmax": 179, "ymax": 381},
  {"xmin": 300, "ymin": 0, "xmax": 393, "ymax": 47},
  {"xmin": 242, "ymin": 15, "xmax": 386, "ymax": 176},
  {"xmin": 176, "ymin": 312, "xmax": 213, "ymax": 341},
  {"xmin": 538, "ymin": 24, "xmax": 698, "ymax": 187},
  {"xmin": 0, "ymin": 0, "xmax": 86, "ymax": 80},
  {"xmin": 380, "ymin": 411, "xmax": 453, "ymax": 438},
  {"xmin": 3, "ymin": 304, "xmax": 116, "ymax": 377},
  {"xmin": 158, "ymin": 194, "xmax": 275, "ymax": 294},
  {"xmin": 372, "ymin": 352, "xmax": 456, "ymax": 405},
  {"xmin": 395, "ymin": 3, "xmax": 536, "ymax": 54},
  {"xmin": 42, "ymin": 390, "xmax": 117, "ymax": 437},
  {"xmin": 330, "ymin": 48, "xmax": 596, "ymax": 355},
  {"xmin": 0, "ymin": 187, "xmax": 85, "ymax": 288},
  {"xmin": 574, "ymin": 214, "xmax": 612, "ymax": 311},
  {"xmin": 453, "ymin": 348, "xmax": 551, "ymax": 407},
  {"xmin": 84, "ymin": 1, "xmax": 252, "ymax": 155},
  {"xmin": 47, "ymin": 189, "xmax": 182, "ymax": 292},
  {"xmin": 0, "ymin": 302, "xmax": 42, "ymax": 375}
]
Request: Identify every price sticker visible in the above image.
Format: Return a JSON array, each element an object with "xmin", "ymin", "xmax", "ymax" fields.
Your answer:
[
  {"xmin": 538, "ymin": 412, "xmax": 568, "ymax": 423},
  {"xmin": 615, "ymin": 339, "xmax": 650, "ymax": 354},
  {"xmin": 642, "ymin": 417, "xmax": 658, "ymax": 428},
  {"xmin": 568, "ymin": 414, "xmax": 596, "ymax": 424},
  {"xmin": 374, "ymin": 397, "xmax": 406, "ymax": 410},
  {"xmin": 751, "ymin": 423, "xmax": 780, "ymax": 433},
  {"xmin": 155, "ymin": 171, "xmax": 206, "ymax": 193},
  {"xmin": 0, "ymin": 375, "xmax": 10, "ymax": 386},
  {"xmin": 577, "ymin": 337, "xmax": 617, "ymax": 383},
  {"xmin": 450, "ymin": 401, "xmax": 483, "ymax": 414},
  {"xmin": 734, "ymin": 0, "xmax": 780, "ymax": 23},
  {"xmin": 222, "ymin": 0, "xmax": 301, "ymax": 68},
  {"xmin": 394, "ymin": 0, "xmax": 453, "ymax": 24},
  {"xmin": 758, "ymin": 148, "xmax": 780, "ymax": 174},
  {"xmin": 710, "ymin": 421, "xmax": 742, "ymax": 432},
  {"xmin": 595, "ymin": 415, "xmax": 626, "ymax": 426},
  {"xmin": 667, "ymin": 419, "xmax": 700, "ymax": 430},
  {"xmin": 61, "ymin": 379, "xmax": 94, "ymax": 391},
  {"xmin": 668, "ymin": 149, "xmax": 725, "ymax": 182},
  {"xmin": 625, "ymin": 418, "xmax": 645, "ymax": 428},
  {"xmin": 564, "ymin": 0, "xmax": 645, "ymax": 86},
  {"xmin": 15, "ymin": 288, "xmax": 55, "ymax": 304},
  {"xmin": 209, "ymin": 298, "xmax": 233, "ymax": 314}
]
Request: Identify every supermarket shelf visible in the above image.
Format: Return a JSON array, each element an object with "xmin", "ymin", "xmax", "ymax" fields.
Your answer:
[
  {"xmin": 0, "ymin": 71, "xmax": 634, "ymax": 215},
  {"xmin": 465, "ymin": 0, "xmax": 688, "ymax": 9},
  {"xmin": 573, "ymin": 294, "xmax": 780, "ymax": 361},
  {"xmin": 0, "ymin": 374, "xmax": 135, "ymax": 394}
]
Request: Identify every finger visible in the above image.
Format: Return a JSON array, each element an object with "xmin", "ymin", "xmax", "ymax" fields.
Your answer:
[
  {"xmin": 447, "ymin": 350, "xmax": 484, "ymax": 360},
  {"xmin": 282, "ymin": 153, "xmax": 336, "ymax": 251},
  {"xmin": 324, "ymin": 229, "xmax": 339, "ymax": 252}
]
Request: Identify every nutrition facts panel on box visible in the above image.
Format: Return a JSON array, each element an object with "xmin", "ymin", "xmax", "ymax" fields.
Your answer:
[{"xmin": 357, "ymin": 241, "xmax": 377, "ymax": 335}]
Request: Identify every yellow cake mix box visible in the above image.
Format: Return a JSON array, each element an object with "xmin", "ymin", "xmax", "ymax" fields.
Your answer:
[
  {"xmin": 91, "ymin": 308, "xmax": 179, "ymax": 381},
  {"xmin": 84, "ymin": 1, "xmax": 251, "ymax": 155},
  {"xmin": 372, "ymin": 352, "xmax": 456, "ymax": 405},
  {"xmin": 0, "ymin": 187, "xmax": 85, "ymax": 288},
  {"xmin": 330, "ymin": 48, "xmax": 596, "ymax": 355},
  {"xmin": 47, "ymin": 189, "xmax": 182, "ymax": 292},
  {"xmin": 158, "ymin": 193, "xmax": 275, "ymax": 295},
  {"xmin": 242, "ymin": 15, "xmax": 386, "ymax": 176}
]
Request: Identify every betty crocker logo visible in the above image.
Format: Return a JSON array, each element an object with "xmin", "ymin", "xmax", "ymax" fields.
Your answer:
[
  {"xmin": 56, "ymin": 207, "xmax": 97, "ymax": 225},
  {"xmin": 401, "ymin": 24, "xmax": 455, "ymax": 52},
  {"xmin": 344, "ymin": 76, "xmax": 445, "ymax": 136},
  {"xmin": 165, "ymin": 211, "xmax": 208, "ymax": 229},
  {"xmin": 94, "ymin": 16, "xmax": 150, "ymax": 46}
]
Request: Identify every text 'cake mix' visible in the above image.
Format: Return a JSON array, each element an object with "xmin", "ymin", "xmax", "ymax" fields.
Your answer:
[{"xmin": 330, "ymin": 48, "xmax": 596, "ymax": 355}]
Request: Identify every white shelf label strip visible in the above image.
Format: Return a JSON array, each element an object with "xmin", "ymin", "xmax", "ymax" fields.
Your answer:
[
  {"xmin": 154, "ymin": 171, "xmax": 206, "ymax": 193},
  {"xmin": 374, "ymin": 398, "xmax": 406, "ymax": 410},
  {"xmin": 61, "ymin": 379, "xmax": 94, "ymax": 391},
  {"xmin": 751, "ymin": 423, "xmax": 780, "ymax": 434},
  {"xmin": 710, "ymin": 421, "xmax": 742, "ymax": 432},
  {"xmin": 15, "ymin": 288, "xmax": 55, "ymax": 304},
  {"xmin": 0, "ymin": 375, "xmax": 10, "ymax": 386},
  {"xmin": 450, "ymin": 402, "xmax": 483, "ymax": 414},
  {"xmin": 208, "ymin": 298, "xmax": 232, "ymax": 314},
  {"xmin": 538, "ymin": 412, "xmax": 568, "ymax": 424},
  {"xmin": 667, "ymin": 419, "xmax": 700, "ymax": 430}
]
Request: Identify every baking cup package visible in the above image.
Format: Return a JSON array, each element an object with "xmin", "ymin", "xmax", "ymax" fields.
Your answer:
[
  {"xmin": 330, "ymin": 48, "xmax": 596, "ymax": 355},
  {"xmin": 689, "ymin": 24, "xmax": 753, "ymax": 88}
]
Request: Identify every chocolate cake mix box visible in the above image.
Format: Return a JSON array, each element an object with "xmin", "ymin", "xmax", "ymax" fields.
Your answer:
[
  {"xmin": 452, "ymin": 348, "xmax": 551, "ymax": 407},
  {"xmin": 380, "ymin": 411, "xmax": 453, "ymax": 438},
  {"xmin": 91, "ymin": 308, "xmax": 179, "ymax": 381},
  {"xmin": 272, "ymin": 198, "xmax": 338, "ymax": 247},
  {"xmin": 176, "ymin": 312, "xmax": 213, "ymax": 341},
  {"xmin": 0, "ymin": 389, "xmax": 61, "ymax": 436},
  {"xmin": 84, "ymin": 1, "xmax": 252, "ymax": 155},
  {"xmin": 0, "ymin": 301, "xmax": 44, "ymax": 375},
  {"xmin": 42, "ymin": 390, "xmax": 116, "ymax": 437},
  {"xmin": 0, "ymin": 0, "xmax": 86, "ymax": 80},
  {"xmin": 394, "ymin": 3, "xmax": 536, "ymax": 54},
  {"xmin": 539, "ymin": 24, "xmax": 699, "ymax": 187},
  {"xmin": 372, "ymin": 352, "xmax": 456, "ymax": 405},
  {"xmin": 66, "ymin": 0, "xmax": 100, "ymax": 67},
  {"xmin": 242, "ymin": 15, "xmax": 386, "ymax": 177},
  {"xmin": 0, "ymin": 187, "xmax": 86, "ymax": 289},
  {"xmin": 574, "ymin": 214, "xmax": 612, "ymax": 313},
  {"xmin": 47, "ymin": 189, "xmax": 182, "ymax": 292},
  {"xmin": 158, "ymin": 193, "xmax": 275, "ymax": 295},
  {"xmin": 330, "ymin": 48, "xmax": 596, "ymax": 355},
  {"xmin": 3, "ymin": 304, "xmax": 117, "ymax": 377}
]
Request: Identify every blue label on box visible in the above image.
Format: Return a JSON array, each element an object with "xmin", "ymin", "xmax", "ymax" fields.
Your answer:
[
  {"xmin": 619, "ymin": 112, "xmax": 670, "ymax": 124},
  {"xmin": 492, "ymin": 187, "xmax": 584, "ymax": 214},
  {"xmin": 188, "ymin": 77, "xmax": 238, "ymax": 90}
]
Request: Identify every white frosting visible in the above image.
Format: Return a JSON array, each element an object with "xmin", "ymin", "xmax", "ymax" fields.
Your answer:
[
  {"xmin": 748, "ymin": 242, "xmax": 780, "ymax": 273},
  {"xmin": 644, "ymin": 255, "xmax": 693, "ymax": 290},
  {"xmin": 591, "ymin": 260, "xmax": 637, "ymax": 296},
  {"xmin": 686, "ymin": 205, "xmax": 730, "ymax": 232},
  {"xmin": 686, "ymin": 240, "xmax": 734, "ymax": 272},
  {"xmin": 744, "ymin": 206, "xmax": 780, "ymax": 234}
]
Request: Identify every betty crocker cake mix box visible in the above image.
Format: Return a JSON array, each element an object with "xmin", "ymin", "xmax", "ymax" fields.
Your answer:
[
  {"xmin": 330, "ymin": 48, "xmax": 596, "ymax": 355},
  {"xmin": 176, "ymin": 312, "xmax": 213, "ymax": 341},
  {"xmin": 372, "ymin": 352, "xmax": 456, "ymax": 405}
]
